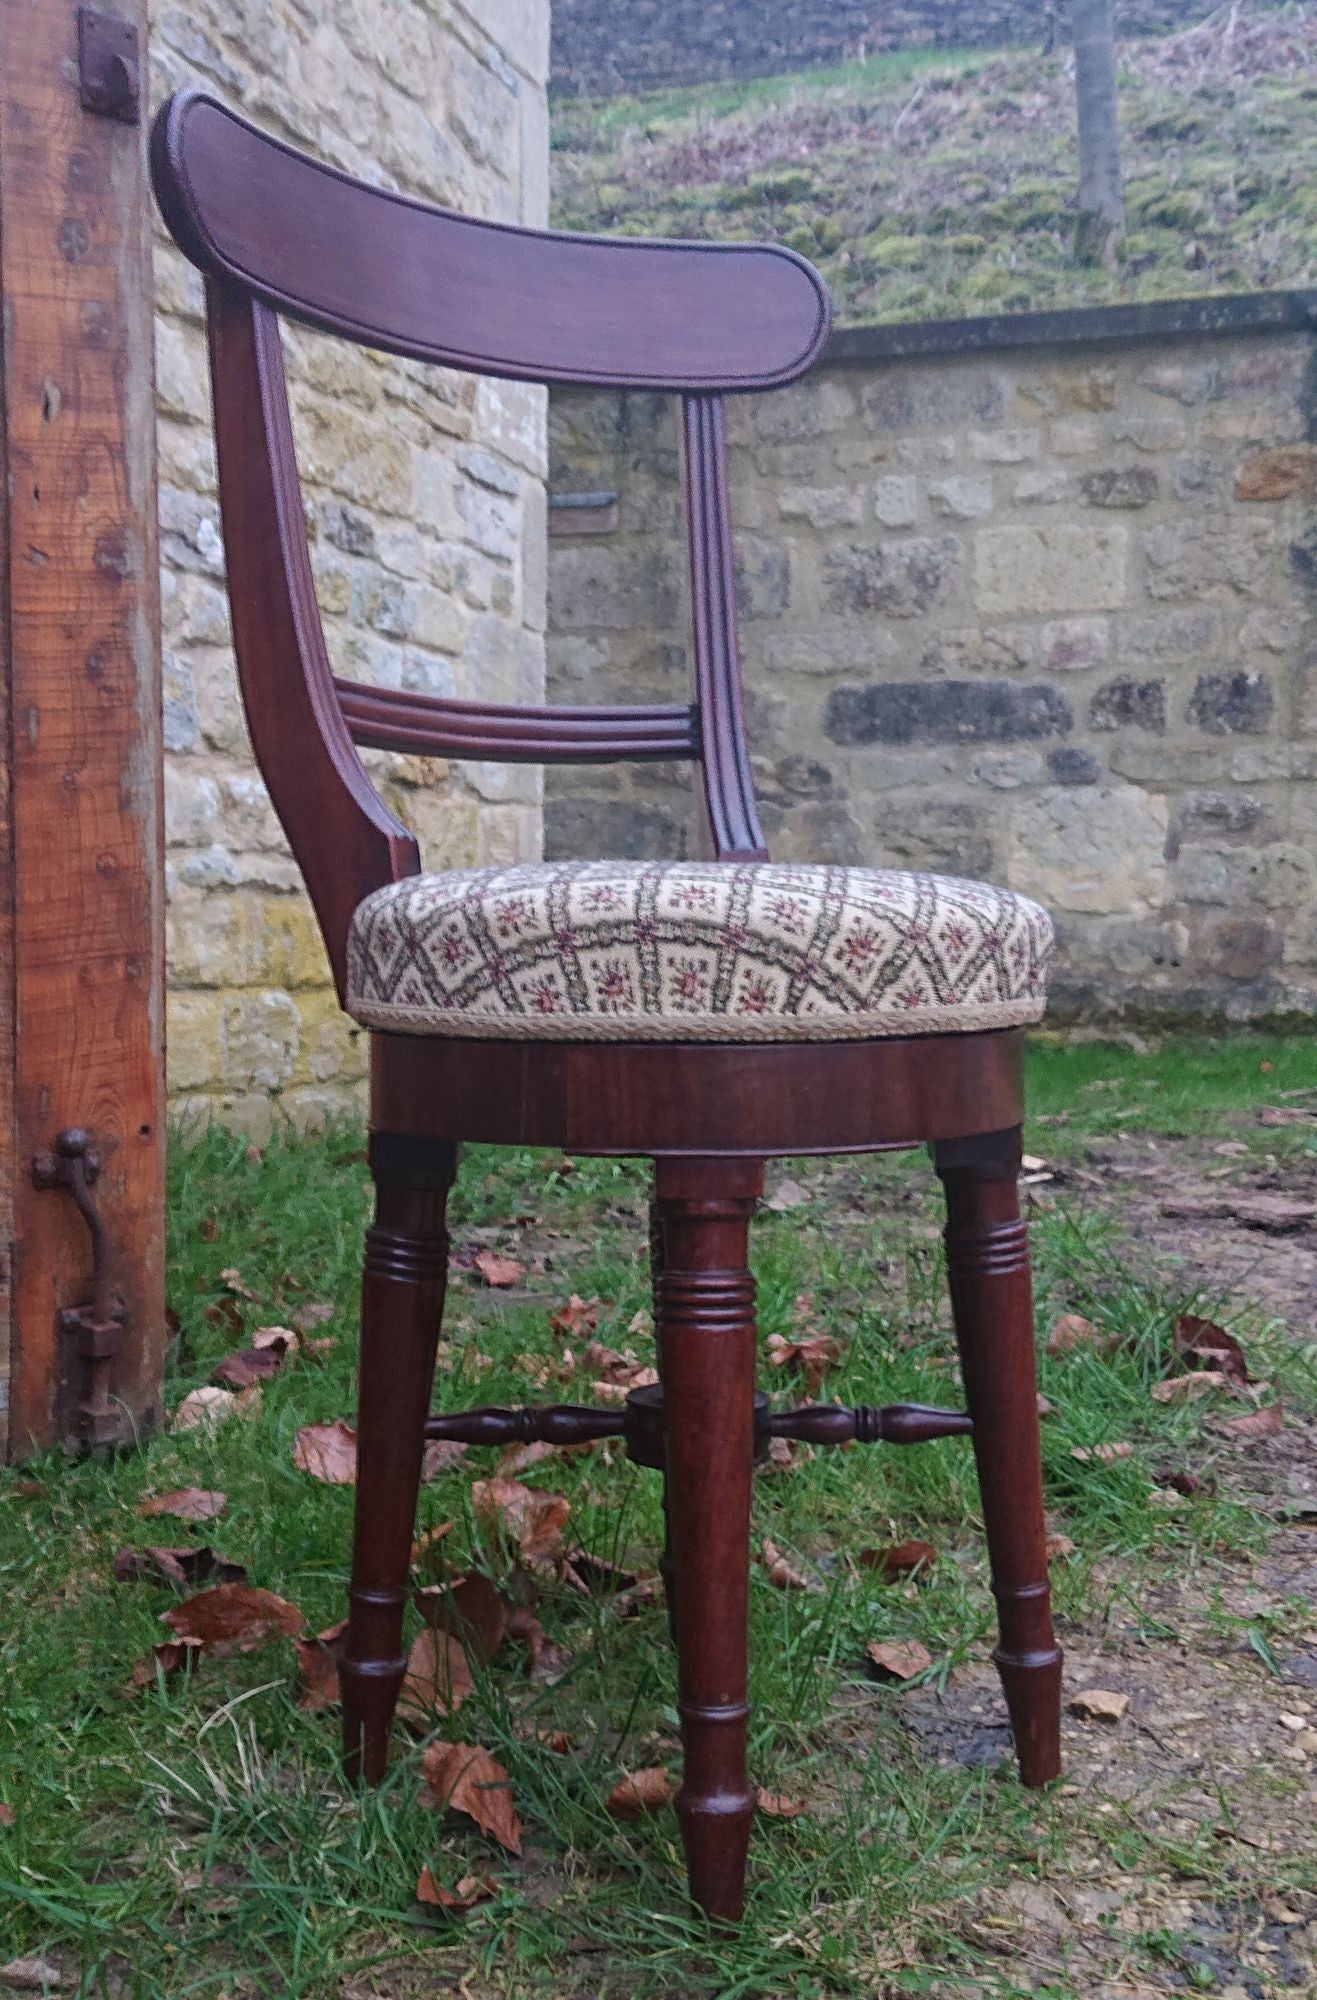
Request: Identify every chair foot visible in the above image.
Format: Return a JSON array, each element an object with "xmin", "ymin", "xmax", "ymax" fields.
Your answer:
[
  {"xmin": 933, "ymin": 1129, "xmax": 1062, "ymax": 1792},
  {"xmin": 340, "ymin": 1133, "xmax": 456, "ymax": 1785},
  {"xmin": 654, "ymin": 1156, "xmax": 763, "ymax": 1923}
]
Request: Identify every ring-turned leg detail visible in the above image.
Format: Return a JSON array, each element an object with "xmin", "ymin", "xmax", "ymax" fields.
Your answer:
[
  {"xmin": 654, "ymin": 1156, "xmax": 763, "ymax": 1922},
  {"xmin": 341, "ymin": 1133, "xmax": 457, "ymax": 1783},
  {"xmin": 933, "ymin": 1129, "xmax": 1062, "ymax": 1787}
]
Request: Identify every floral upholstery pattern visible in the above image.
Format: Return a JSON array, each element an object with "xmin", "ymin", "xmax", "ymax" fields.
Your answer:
[{"xmin": 346, "ymin": 860, "xmax": 1052, "ymax": 1043}]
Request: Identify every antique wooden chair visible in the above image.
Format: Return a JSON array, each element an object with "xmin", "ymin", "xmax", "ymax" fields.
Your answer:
[{"xmin": 151, "ymin": 90, "xmax": 1062, "ymax": 1922}]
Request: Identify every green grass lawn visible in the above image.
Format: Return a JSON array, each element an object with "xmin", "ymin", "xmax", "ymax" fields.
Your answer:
[
  {"xmin": 551, "ymin": 11, "xmax": 1317, "ymax": 324},
  {"xmin": 1, "ymin": 1035, "xmax": 1314, "ymax": 1997}
]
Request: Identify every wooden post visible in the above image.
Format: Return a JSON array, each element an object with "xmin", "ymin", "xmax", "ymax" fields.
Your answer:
[{"xmin": 0, "ymin": 0, "xmax": 165, "ymax": 1457}]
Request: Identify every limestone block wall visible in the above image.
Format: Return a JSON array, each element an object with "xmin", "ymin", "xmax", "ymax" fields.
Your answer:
[
  {"xmin": 150, "ymin": 0, "xmax": 550, "ymax": 1136},
  {"xmin": 546, "ymin": 295, "xmax": 1317, "ymax": 1026}
]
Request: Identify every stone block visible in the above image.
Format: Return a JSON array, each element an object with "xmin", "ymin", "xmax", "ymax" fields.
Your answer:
[
  {"xmin": 1118, "ymin": 607, "xmax": 1223, "ymax": 669},
  {"xmin": 1041, "ymin": 617, "xmax": 1109, "ymax": 673},
  {"xmin": 930, "ymin": 475, "xmax": 993, "ymax": 520},
  {"xmin": 1143, "ymin": 519, "xmax": 1277, "ymax": 602},
  {"xmin": 545, "ymin": 796, "xmax": 687, "ymax": 861},
  {"xmin": 975, "ymin": 523, "xmax": 1127, "ymax": 615},
  {"xmin": 1009, "ymin": 786, "xmax": 1169, "ymax": 916},
  {"xmin": 1014, "ymin": 468, "xmax": 1069, "ymax": 506},
  {"xmin": 166, "ymin": 993, "xmax": 223, "ymax": 1095},
  {"xmin": 821, "ymin": 535, "xmax": 961, "ymax": 619},
  {"xmin": 1090, "ymin": 677, "xmax": 1166, "ymax": 733},
  {"xmin": 1047, "ymin": 747, "xmax": 1101, "ymax": 785},
  {"xmin": 1079, "ymin": 465, "xmax": 1159, "ymax": 509},
  {"xmin": 968, "ymin": 427, "xmax": 1040, "ymax": 464},
  {"xmin": 872, "ymin": 474, "xmax": 919, "ymax": 528},
  {"xmin": 869, "ymin": 795, "xmax": 998, "ymax": 880},
  {"xmin": 219, "ymin": 991, "xmax": 300, "ymax": 1094},
  {"xmin": 860, "ymin": 367, "xmax": 1008, "ymax": 432},
  {"xmin": 824, "ymin": 679, "xmax": 1071, "ymax": 747},
  {"xmin": 1188, "ymin": 670, "xmax": 1275, "ymax": 736},
  {"xmin": 1234, "ymin": 445, "xmax": 1317, "ymax": 502},
  {"xmin": 778, "ymin": 485, "xmax": 865, "ymax": 530}
]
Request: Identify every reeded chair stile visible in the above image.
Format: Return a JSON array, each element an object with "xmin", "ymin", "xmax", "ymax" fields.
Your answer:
[{"xmin": 151, "ymin": 90, "xmax": 1062, "ymax": 1922}]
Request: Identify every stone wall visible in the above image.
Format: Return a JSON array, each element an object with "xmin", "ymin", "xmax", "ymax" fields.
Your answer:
[
  {"xmin": 150, "ymin": 0, "xmax": 550, "ymax": 1135},
  {"xmin": 550, "ymin": 0, "xmax": 1253, "ymax": 98},
  {"xmin": 546, "ymin": 294, "xmax": 1317, "ymax": 1026}
]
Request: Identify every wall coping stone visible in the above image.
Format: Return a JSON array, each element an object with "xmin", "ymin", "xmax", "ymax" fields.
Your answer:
[{"xmin": 825, "ymin": 289, "xmax": 1317, "ymax": 369}]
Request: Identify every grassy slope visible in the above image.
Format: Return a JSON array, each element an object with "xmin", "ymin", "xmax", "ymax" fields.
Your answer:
[
  {"xmin": 551, "ymin": 9, "xmax": 1317, "ymax": 324},
  {"xmin": 1, "ymin": 1036, "xmax": 1315, "ymax": 1995}
]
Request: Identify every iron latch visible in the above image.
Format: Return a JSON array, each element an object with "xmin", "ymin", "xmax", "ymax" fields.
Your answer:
[
  {"xmin": 77, "ymin": 7, "xmax": 141, "ymax": 124},
  {"xmin": 32, "ymin": 1129, "xmax": 128, "ymax": 1448}
]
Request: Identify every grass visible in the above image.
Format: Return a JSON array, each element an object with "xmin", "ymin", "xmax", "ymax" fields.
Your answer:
[
  {"xmin": 551, "ymin": 8, "xmax": 1317, "ymax": 324},
  {"xmin": 1, "ymin": 1034, "xmax": 1315, "ymax": 1997}
]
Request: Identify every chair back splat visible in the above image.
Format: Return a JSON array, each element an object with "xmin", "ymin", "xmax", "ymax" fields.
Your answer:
[{"xmin": 149, "ymin": 90, "xmax": 829, "ymax": 994}]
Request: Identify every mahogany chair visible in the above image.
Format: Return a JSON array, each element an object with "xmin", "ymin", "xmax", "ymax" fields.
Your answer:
[{"xmin": 151, "ymin": 90, "xmax": 1062, "ymax": 1923}]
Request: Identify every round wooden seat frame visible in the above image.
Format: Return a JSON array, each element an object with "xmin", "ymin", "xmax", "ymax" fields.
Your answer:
[{"xmin": 152, "ymin": 89, "xmax": 1062, "ymax": 1926}]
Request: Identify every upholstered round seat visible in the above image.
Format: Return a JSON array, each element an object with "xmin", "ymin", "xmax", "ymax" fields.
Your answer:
[{"xmin": 346, "ymin": 859, "xmax": 1052, "ymax": 1043}]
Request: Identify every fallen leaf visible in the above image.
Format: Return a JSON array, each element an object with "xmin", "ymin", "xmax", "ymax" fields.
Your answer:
[
  {"xmin": 1045, "ymin": 1532, "xmax": 1077, "ymax": 1562},
  {"xmin": 1219, "ymin": 1402, "xmax": 1285, "ymax": 1441},
  {"xmin": 421, "ymin": 1741, "xmax": 522, "ymax": 1854},
  {"xmin": 1036, "ymin": 1392, "xmax": 1057, "ymax": 1416},
  {"xmin": 211, "ymin": 1345, "xmax": 289, "ymax": 1391},
  {"xmin": 417, "ymin": 1572, "xmax": 510, "ymax": 1664},
  {"xmin": 161, "ymin": 1583, "xmax": 303, "ymax": 1657},
  {"xmin": 761, "ymin": 1537, "xmax": 817, "ymax": 1591},
  {"xmin": 219, "ymin": 1266, "xmax": 257, "ymax": 1299},
  {"xmin": 0, "ymin": 1959, "xmax": 66, "ymax": 1992},
  {"xmin": 496, "ymin": 1439, "xmax": 555, "ymax": 1478},
  {"xmin": 252, "ymin": 1324, "xmax": 299, "ymax": 1355},
  {"xmin": 605, "ymin": 1767, "xmax": 673, "ymax": 1818},
  {"xmin": 293, "ymin": 1421, "xmax": 358, "ymax": 1485},
  {"xmin": 561, "ymin": 1547, "xmax": 641, "ymax": 1597},
  {"xmin": 505, "ymin": 1606, "xmax": 571, "ymax": 1682},
  {"xmin": 1157, "ymin": 1467, "xmax": 1213, "ymax": 1496},
  {"xmin": 756, "ymin": 1788, "xmax": 809, "ymax": 1818},
  {"xmin": 865, "ymin": 1639, "xmax": 933, "ymax": 1682},
  {"xmin": 471, "ymin": 1477, "xmax": 569, "ymax": 1574},
  {"xmin": 290, "ymin": 1302, "xmax": 334, "ymax": 1333},
  {"xmin": 765, "ymin": 1435, "xmax": 800, "ymax": 1469},
  {"xmin": 1173, "ymin": 1314, "xmax": 1252, "ymax": 1388},
  {"xmin": 398, "ymin": 1627, "xmax": 475, "ymax": 1725},
  {"xmin": 764, "ymin": 1177, "xmax": 810, "ymax": 1212},
  {"xmin": 136, "ymin": 1488, "xmax": 227, "ymax": 1523},
  {"xmin": 416, "ymin": 1867, "xmax": 496, "ymax": 1912},
  {"xmin": 0, "ymin": 1805, "xmax": 14, "ymax": 1828},
  {"xmin": 1046, "ymin": 1314, "xmax": 1114, "ymax": 1358},
  {"xmin": 549, "ymin": 1294, "xmax": 599, "ymax": 1342},
  {"xmin": 293, "ymin": 1619, "xmax": 348, "ymax": 1712},
  {"xmin": 1150, "ymin": 1370, "xmax": 1231, "ymax": 1403},
  {"xmin": 1258, "ymin": 1104, "xmax": 1317, "ymax": 1129},
  {"xmin": 125, "ymin": 1638, "xmax": 203, "ymax": 1693},
  {"xmin": 1069, "ymin": 1688, "xmax": 1129, "ymax": 1723},
  {"xmin": 410, "ymin": 1522, "xmax": 455, "ymax": 1577},
  {"xmin": 114, "ymin": 1546, "xmax": 246, "ymax": 1590},
  {"xmin": 1070, "ymin": 1442, "xmax": 1133, "ymax": 1464},
  {"xmin": 765, "ymin": 1330, "xmax": 844, "ymax": 1395},
  {"xmin": 422, "ymin": 1439, "xmax": 469, "ymax": 1480},
  {"xmin": 171, "ymin": 1386, "xmax": 242, "ymax": 1433},
  {"xmin": 859, "ymin": 1539, "xmax": 937, "ymax": 1582},
  {"xmin": 472, "ymin": 1249, "xmax": 524, "ymax": 1289}
]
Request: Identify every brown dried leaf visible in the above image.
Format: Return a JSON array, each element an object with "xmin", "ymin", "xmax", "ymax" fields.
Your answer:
[
  {"xmin": 136, "ymin": 1488, "xmax": 227, "ymax": 1524},
  {"xmin": 171, "ymin": 1386, "xmax": 242, "ymax": 1434},
  {"xmin": 865, "ymin": 1638, "xmax": 933, "ymax": 1682},
  {"xmin": 1069, "ymin": 1688, "xmax": 1130, "ymax": 1723},
  {"xmin": 1218, "ymin": 1401, "xmax": 1285, "ymax": 1441},
  {"xmin": 293, "ymin": 1421, "xmax": 357, "ymax": 1485},
  {"xmin": 765, "ymin": 1330, "xmax": 844, "ymax": 1395},
  {"xmin": 1150, "ymin": 1369, "xmax": 1232, "ymax": 1403},
  {"xmin": 421, "ymin": 1741, "xmax": 522, "ymax": 1854},
  {"xmin": 1173, "ymin": 1313, "xmax": 1251, "ymax": 1387},
  {"xmin": 605, "ymin": 1767, "xmax": 673, "ymax": 1819},
  {"xmin": 859, "ymin": 1539, "xmax": 937, "ymax": 1582},
  {"xmin": 549, "ymin": 1294, "xmax": 599, "ymax": 1342},
  {"xmin": 161, "ymin": 1583, "xmax": 303, "ymax": 1657},
  {"xmin": 0, "ymin": 1804, "xmax": 14, "ymax": 1828},
  {"xmin": 1069, "ymin": 1442, "xmax": 1133, "ymax": 1464},
  {"xmin": 1046, "ymin": 1314, "xmax": 1114, "ymax": 1358},
  {"xmin": 125, "ymin": 1637, "xmax": 203, "ymax": 1692},
  {"xmin": 293, "ymin": 1618, "xmax": 348, "ymax": 1712},
  {"xmin": 471, "ymin": 1477, "xmax": 569, "ymax": 1574},
  {"xmin": 561, "ymin": 1547, "xmax": 640, "ymax": 1597},
  {"xmin": 422, "ymin": 1439, "xmax": 469, "ymax": 1480},
  {"xmin": 1157, "ymin": 1467, "xmax": 1213, "ymax": 1497},
  {"xmin": 764, "ymin": 1176, "xmax": 811, "ymax": 1212},
  {"xmin": 757, "ymin": 1788, "xmax": 809, "ymax": 1819},
  {"xmin": 219, "ymin": 1266, "xmax": 257, "ymax": 1299},
  {"xmin": 417, "ymin": 1572, "xmax": 509, "ymax": 1664},
  {"xmin": 506, "ymin": 1605, "xmax": 572, "ymax": 1682},
  {"xmin": 290, "ymin": 1302, "xmax": 334, "ymax": 1333},
  {"xmin": 496, "ymin": 1439, "xmax": 556, "ymax": 1478},
  {"xmin": 114, "ymin": 1546, "xmax": 246, "ymax": 1590},
  {"xmin": 398, "ymin": 1627, "xmax": 475, "ymax": 1725},
  {"xmin": 416, "ymin": 1867, "xmax": 496, "ymax": 1913},
  {"xmin": 472, "ymin": 1249, "xmax": 524, "ymax": 1289},
  {"xmin": 760, "ymin": 1538, "xmax": 818, "ymax": 1591},
  {"xmin": 211, "ymin": 1345, "xmax": 289, "ymax": 1391},
  {"xmin": 1045, "ymin": 1532, "xmax": 1077, "ymax": 1562}
]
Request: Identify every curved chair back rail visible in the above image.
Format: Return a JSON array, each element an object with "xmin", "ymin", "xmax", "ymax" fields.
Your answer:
[
  {"xmin": 150, "ymin": 91, "xmax": 831, "ymax": 392},
  {"xmin": 149, "ymin": 90, "xmax": 825, "ymax": 993}
]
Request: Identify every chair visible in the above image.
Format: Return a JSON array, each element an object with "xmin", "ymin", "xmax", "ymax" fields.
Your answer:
[{"xmin": 151, "ymin": 90, "xmax": 1062, "ymax": 1923}]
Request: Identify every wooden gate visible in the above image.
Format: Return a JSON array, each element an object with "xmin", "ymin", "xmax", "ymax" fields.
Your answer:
[{"xmin": 0, "ymin": 0, "xmax": 166, "ymax": 1456}]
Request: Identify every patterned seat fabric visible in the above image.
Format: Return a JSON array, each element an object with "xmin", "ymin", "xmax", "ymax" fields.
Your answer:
[{"xmin": 346, "ymin": 860, "xmax": 1052, "ymax": 1044}]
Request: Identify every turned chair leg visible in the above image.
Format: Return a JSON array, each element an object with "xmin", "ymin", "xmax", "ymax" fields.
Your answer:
[
  {"xmin": 653, "ymin": 1156, "xmax": 763, "ymax": 1923},
  {"xmin": 933, "ymin": 1129, "xmax": 1062, "ymax": 1787},
  {"xmin": 341, "ymin": 1133, "xmax": 457, "ymax": 1783}
]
